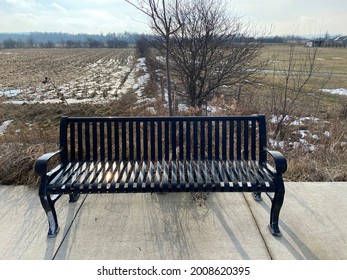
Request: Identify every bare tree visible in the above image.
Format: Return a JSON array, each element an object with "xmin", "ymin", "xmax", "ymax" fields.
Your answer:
[
  {"xmin": 126, "ymin": 0, "xmax": 182, "ymax": 116},
  {"xmin": 168, "ymin": 0, "xmax": 266, "ymax": 109}
]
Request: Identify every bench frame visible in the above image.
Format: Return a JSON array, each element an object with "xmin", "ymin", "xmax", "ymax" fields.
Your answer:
[{"xmin": 35, "ymin": 115, "xmax": 287, "ymax": 238}]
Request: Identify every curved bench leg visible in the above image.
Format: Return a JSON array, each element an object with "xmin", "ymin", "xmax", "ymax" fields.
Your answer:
[
  {"xmin": 269, "ymin": 180, "xmax": 285, "ymax": 237},
  {"xmin": 69, "ymin": 193, "xmax": 80, "ymax": 202},
  {"xmin": 40, "ymin": 195, "xmax": 60, "ymax": 238},
  {"xmin": 252, "ymin": 191, "xmax": 262, "ymax": 201}
]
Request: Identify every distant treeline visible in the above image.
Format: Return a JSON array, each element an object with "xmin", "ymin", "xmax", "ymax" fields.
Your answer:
[
  {"xmin": 0, "ymin": 32, "xmax": 319, "ymax": 49},
  {"xmin": 0, "ymin": 32, "xmax": 145, "ymax": 49}
]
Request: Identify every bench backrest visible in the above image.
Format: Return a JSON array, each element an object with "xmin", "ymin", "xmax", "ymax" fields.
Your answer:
[{"xmin": 59, "ymin": 115, "xmax": 268, "ymax": 164}]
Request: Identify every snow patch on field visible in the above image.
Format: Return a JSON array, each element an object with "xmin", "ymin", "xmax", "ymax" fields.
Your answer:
[
  {"xmin": 133, "ymin": 57, "xmax": 151, "ymax": 98},
  {"xmin": 0, "ymin": 120, "xmax": 13, "ymax": 135},
  {"xmin": 321, "ymin": 88, "xmax": 347, "ymax": 96},
  {"xmin": 269, "ymin": 114, "xmax": 332, "ymax": 152}
]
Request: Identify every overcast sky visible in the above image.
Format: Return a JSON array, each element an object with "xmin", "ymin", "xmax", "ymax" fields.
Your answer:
[{"xmin": 0, "ymin": 0, "xmax": 346, "ymax": 36}]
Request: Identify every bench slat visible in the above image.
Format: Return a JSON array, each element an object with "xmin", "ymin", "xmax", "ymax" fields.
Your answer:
[
  {"xmin": 178, "ymin": 161, "xmax": 185, "ymax": 189},
  {"xmin": 129, "ymin": 121, "xmax": 134, "ymax": 161},
  {"xmin": 251, "ymin": 120, "xmax": 257, "ymax": 160},
  {"xmin": 254, "ymin": 162, "xmax": 275, "ymax": 190},
  {"xmin": 171, "ymin": 161, "xmax": 177, "ymax": 188},
  {"xmin": 145, "ymin": 161, "xmax": 154, "ymax": 191},
  {"xmin": 216, "ymin": 161, "xmax": 230, "ymax": 191},
  {"xmin": 78, "ymin": 162, "xmax": 98, "ymax": 192},
  {"xmin": 243, "ymin": 120, "xmax": 249, "ymax": 160},
  {"xmin": 202, "ymin": 161, "xmax": 212, "ymax": 191},
  {"xmin": 92, "ymin": 122, "xmax": 98, "ymax": 161},
  {"xmin": 97, "ymin": 162, "xmax": 112, "ymax": 192},
  {"xmin": 171, "ymin": 121, "xmax": 177, "ymax": 161},
  {"xmin": 207, "ymin": 121, "xmax": 212, "ymax": 160},
  {"xmin": 223, "ymin": 161, "xmax": 240, "ymax": 190},
  {"xmin": 114, "ymin": 122, "xmax": 120, "ymax": 161},
  {"xmin": 164, "ymin": 121, "xmax": 170, "ymax": 160},
  {"xmin": 143, "ymin": 121, "xmax": 148, "ymax": 161},
  {"xmin": 201, "ymin": 120, "xmax": 206, "ymax": 160},
  {"xmin": 63, "ymin": 162, "xmax": 89, "ymax": 191},
  {"xmin": 150, "ymin": 121, "xmax": 156, "ymax": 161},
  {"xmin": 237, "ymin": 120, "xmax": 242, "ymax": 160},
  {"xmin": 209, "ymin": 161, "xmax": 221, "ymax": 191},
  {"xmin": 107, "ymin": 122, "xmax": 112, "ymax": 161},
  {"xmin": 214, "ymin": 121, "xmax": 220, "ymax": 160},
  {"xmin": 186, "ymin": 161, "xmax": 195, "ymax": 190},
  {"xmin": 127, "ymin": 161, "xmax": 139, "ymax": 189},
  {"xmin": 193, "ymin": 121, "xmax": 198, "ymax": 160},
  {"xmin": 136, "ymin": 161, "xmax": 146, "ymax": 190},
  {"xmin": 120, "ymin": 161, "xmax": 132, "ymax": 191},
  {"xmin": 221, "ymin": 120, "xmax": 227, "ymax": 160},
  {"xmin": 161, "ymin": 161, "xmax": 169, "ymax": 190},
  {"xmin": 83, "ymin": 162, "xmax": 103, "ymax": 193},
  {"xmin": 193, "ymin": 161, "xmax": 204, "ymax": 191},
  {"xmin": 239, "ymin": 160, "xmax": 255, "ymax": 187},
  {"xmin": 157, "ymin": 121, "xmax": 163, "ymax": 161},
  {"xmin": 121, "ymin": 122, "xmax": 127, "ymax": 161},
  {"xmin": 109, "ymin": 161, "xmax": 125, "ymax": 192},
  {"xmin": 85, "ymin": 121, "xmax": 91, "ymax": 162},
  {"xmin": 154, "ymin": 161, "xmax": 162, "ymax": 189},
  {"xmin": 245, "ymin": 161, "xmax": 265, "ymax": 190},
  {"xmin": 99, "ymin": 122, "xmax": 105, "ymax": 161},
  {"xmin": 49, "ymin": 162, "xmax": 73, "ymax": 187}
]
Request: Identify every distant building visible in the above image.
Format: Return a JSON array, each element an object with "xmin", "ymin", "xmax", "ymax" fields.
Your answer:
[
  {"xmin": 306, "ymin": 36, "xmax": 347, "ymax": 48},
  {"xmin": 305, "ymin": 39, "xmax": 326, "ymax": 47},
  {"xmin": 333, "ymin": 36, "xmax": 347, "ymax": 47}
]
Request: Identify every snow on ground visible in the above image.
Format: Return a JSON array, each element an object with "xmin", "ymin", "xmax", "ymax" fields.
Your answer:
[
  {"xmin": 269, "ymin": 139, "xmax": 285, "ymax": 149},
  {"xmin": 0, "ymin": 120, "xmax": 13, "ymax": 136},
  {"xmin": 321, "ymin": 88, "xmax": 347, "ymax": 96},
  {"xmin": 269, "ymin": 114, "xmax": 329, "ymax": 152},
  {"xmin": 270, "ymin": 115, "xmax": 320, "ymax": 126},
  {"xmin": 0, "ymin": 89, "xmax": 22, "ymax": 97},
  {"xmin": 133, "ymin": 57, "xmax": 151, "ymax": 98}
]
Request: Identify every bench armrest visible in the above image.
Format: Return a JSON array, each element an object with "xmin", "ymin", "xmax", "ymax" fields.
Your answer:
[
  {"xmin": 266, "ymin": 149, "xmax": 287, "ymax": 176},
  {"xmin": 35, "ymin": 150, "xmax": 62, "ymax": 176}
]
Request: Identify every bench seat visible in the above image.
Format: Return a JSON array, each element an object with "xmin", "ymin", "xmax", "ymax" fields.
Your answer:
[{"xmin": 46, "ymin": 159, "xmax": 277, "ymax": 194}]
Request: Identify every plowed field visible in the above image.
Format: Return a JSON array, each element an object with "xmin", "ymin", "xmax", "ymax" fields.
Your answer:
[{"xmin": 0, "ymin": 48, "xmax": 140, "ymax": 103}]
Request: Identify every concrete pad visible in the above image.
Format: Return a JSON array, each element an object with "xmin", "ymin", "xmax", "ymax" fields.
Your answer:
[
  {"xmin": 54, "ymin": 193, "xmax": 271, "ymax": 260},
  {"xmin": 0, "ymin": 185, "xmax": 86, "ymax": 260},
  {"xmin": 3, "ymin": 182, "xmax": 346, "ymax": 260},
  {"xmin": 245, "ymin": 182, "xmax": 347, "ymax": 259}
]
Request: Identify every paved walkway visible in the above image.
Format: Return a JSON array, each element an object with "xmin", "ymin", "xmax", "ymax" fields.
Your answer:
[{"xmin": 0, "ymin": 182, "xmax": 346, "ymax": 260}]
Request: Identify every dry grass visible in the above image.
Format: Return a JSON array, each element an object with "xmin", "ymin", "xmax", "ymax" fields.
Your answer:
[
  {"xmin": 0, "ymin": 104, "xmax": 60, "ymax": 185},
  {"xmin": 262, "ymin": 45, "xmax": 347, "ymax": 76},
  {"xmin": 0, "ymin": 94, "xmax": 147, "ymax": 186}
]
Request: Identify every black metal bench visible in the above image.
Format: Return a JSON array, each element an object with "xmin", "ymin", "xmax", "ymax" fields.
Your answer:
[{"xmin": 35, "ymin": 115, "xmax": 287, "ymax": 238}]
